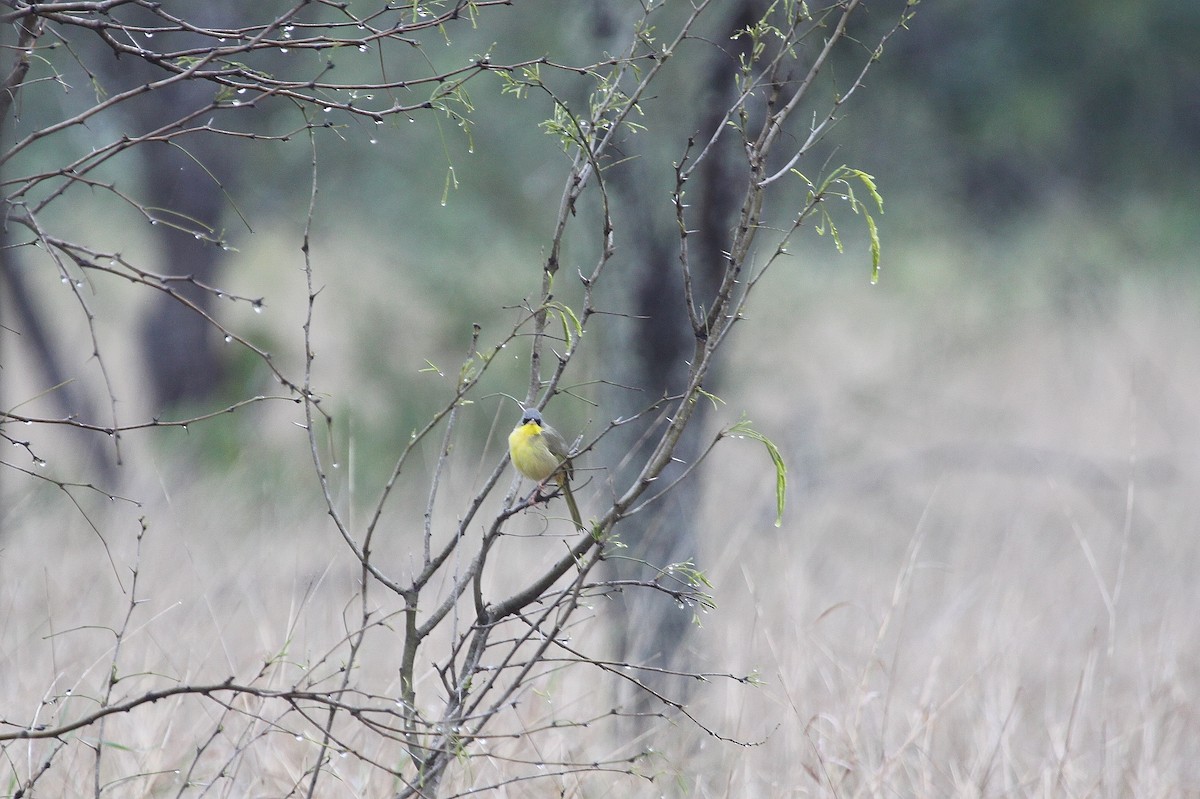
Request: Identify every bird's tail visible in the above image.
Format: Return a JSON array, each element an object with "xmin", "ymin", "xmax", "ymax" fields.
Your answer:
[{"xmin": 558, "ymin": 474, "xmax": 583, "ymax": 531}]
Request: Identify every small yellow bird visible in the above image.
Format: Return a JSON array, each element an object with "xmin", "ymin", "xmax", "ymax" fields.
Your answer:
[{"xmin": 508, "ymin": 408, "xmax": 582, "ymax": 529}]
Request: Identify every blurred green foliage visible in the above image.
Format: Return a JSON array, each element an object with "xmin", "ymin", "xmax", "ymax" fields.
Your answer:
[
  {"xmin": 270, "ymin": 1, "xmax": 1200, "ymax": 267},
  {"xmin": 842, "ymin": 0, "xmax": 1200, "ymax": 216},
  {"xmin": 224, "ymin": 0, "xmax": 1198, "ymax": 481},
  {"xmin": 12, "ymin": 1, "xmax": 1197, "ymax": 484}
]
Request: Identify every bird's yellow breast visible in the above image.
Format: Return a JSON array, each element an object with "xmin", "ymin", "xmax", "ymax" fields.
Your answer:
[{"xmin": 509, "ymin": 422, "xmax": 561, "ymax": 482}]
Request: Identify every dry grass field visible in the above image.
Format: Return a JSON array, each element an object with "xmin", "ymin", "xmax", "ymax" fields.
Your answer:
[{"xmin": 3, "ymin": 205, "xmax": 1198, "ymax": 797}]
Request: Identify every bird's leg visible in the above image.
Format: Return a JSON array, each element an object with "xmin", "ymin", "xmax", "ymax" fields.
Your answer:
[{"xmin": 525, "ymin": 478, "xmax": 559, "ymax": 506}]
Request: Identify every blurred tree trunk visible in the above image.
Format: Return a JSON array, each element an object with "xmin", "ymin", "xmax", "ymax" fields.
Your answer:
[
  {"xmin": 134, "ymin": 130, "xmax": 228, "ymax": 408},
  {"xmin": 0, "ymin": 241, "xmax": 118, "ymax": 484},
  {"xmin": 592, "ymin": 0, "xmax": 766, "ymax": 694},
  {"xmin": 94, "ymin": 3, "xmax": 252, "ymax": 409},
  {"xmin": 0, "ymin": 24, "xmax": 117, "ymax": 485}
]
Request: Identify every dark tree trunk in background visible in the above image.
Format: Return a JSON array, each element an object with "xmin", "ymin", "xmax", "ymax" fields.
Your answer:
[
  {"xmin": 0, "ymin": 242, "xmax": 117, "ymax": 483},
  {"xmin": 135, "ymin": 131, "xmax": 228, "ymax": 408},
  {"xmin": 96, "ymin": 3, "xmax": 250, "ymax": 410},
  {"xmin": 591, "ymin": 1, "xmax": 765, "ymax": 699}
]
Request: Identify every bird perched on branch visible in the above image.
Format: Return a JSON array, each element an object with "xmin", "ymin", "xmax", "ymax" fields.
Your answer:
[{"xmin": 508, "ymin": 408, "xmax": 582, "ymax": 530}]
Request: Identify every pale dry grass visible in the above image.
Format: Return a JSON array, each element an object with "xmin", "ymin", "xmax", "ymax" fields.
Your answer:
[{"xmin": 3, "ymin": 213, "xmax": 1199, "ymax": 797}]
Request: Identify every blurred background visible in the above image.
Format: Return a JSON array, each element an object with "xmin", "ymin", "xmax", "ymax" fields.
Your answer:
[{"xmin": 2, "ymin": 0, "xmax": 1199, "ymax": 795}]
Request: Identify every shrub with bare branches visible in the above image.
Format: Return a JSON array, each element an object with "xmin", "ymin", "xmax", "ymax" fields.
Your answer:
[{"xmin": 0, "ymin": 1, "xmax": 915, "ymax": 795}]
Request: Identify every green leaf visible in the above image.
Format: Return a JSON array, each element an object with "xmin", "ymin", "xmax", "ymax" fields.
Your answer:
[
  {"xmin": 828, "ymin": 215, "xmax": 844, "ymax": 253},
  {"xmin": 727, "ymin": 420, "xmax": 787, "ymax": 526},
  {"xmin": 696, "ymin": 387, "xmax": 726, "ymax": 409},
  {"xmin": 847, "ymin": 168, "xmax": 884, "ymax": 213},
  {"xmin": 547, "ymin": 301, "xmax": 582, "ymax": 347},
  {"xmin": 865, "ymin": 210, "xmax": 881, "ymax": 284}
]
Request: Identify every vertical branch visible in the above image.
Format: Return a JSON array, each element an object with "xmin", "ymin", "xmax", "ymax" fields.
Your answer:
[
  {"xmin": 421, "ymin": 325, "xmax": 480, "ymax": 568},
  {"xmin": 296, "ymin": 110, "xmax": 344, "ymax": 799},
  {"xmin": 91, "ymin": 517, "xmax": 149, "ymax": 798},
  {"xmin": 0, "ymin": 14, "xmax": 43, "ymax": 127}
]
